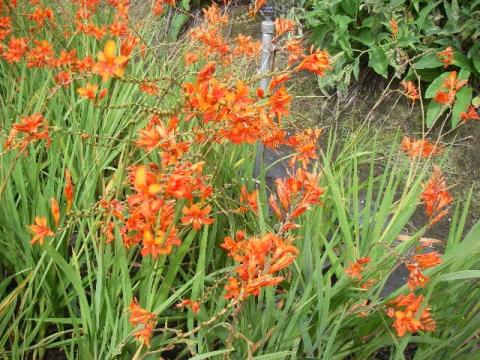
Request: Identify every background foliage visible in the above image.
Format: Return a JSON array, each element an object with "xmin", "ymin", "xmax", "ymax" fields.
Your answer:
[
  {"xmin": 0, "ymin": 1, "xmax": 479, "ymax": 359},
  {"xmin": 301, "ymin": 0, "xmax": 480, "ymax": 127}
]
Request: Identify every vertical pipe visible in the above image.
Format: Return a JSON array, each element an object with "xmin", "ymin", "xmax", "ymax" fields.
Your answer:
[{"xmin": 254, "ymin": 6, "xmax": 275, "ymax": 183}]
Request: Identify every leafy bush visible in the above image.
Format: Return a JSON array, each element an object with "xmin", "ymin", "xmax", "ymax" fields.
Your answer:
[
  {"xmin": 302, "ymin": 0, "xmax": 480, "ymax": 127},
  {"xmin": 0, "ymin": 1, "xmax": 479, "ymax": 359}
]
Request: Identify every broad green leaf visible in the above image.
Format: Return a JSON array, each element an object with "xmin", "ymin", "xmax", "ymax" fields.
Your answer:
[
  {"xmin": 168, "ymin": 14, "xmax": 189, "ymax": 41},
  {"xmin": 451, "ymin": 85, "xmax": 472, "ymax": 127},
  {"xmin": 425, "ymin": 72, "xmax": 450, "ymax": 98},
  {"xmin": 416, "ymin": 1, "xmax": 442, "ymax": 30},
  {"xmin": 353, "ymin": 29, "xmax": 375, "ymax": 46},
  {"xmin": 332, "ymin": 15, "xmax": 353, "ymax": 33},
  {"xmin": 413, "ymin": 53, "xmax": 443, "ymax": 70},
  {"xmin": 426, "ymin": 100, "xmax": 444, "ymax": 127},
  {"xmin": 340, "ymin": 0, "xmax": 358, "ymax": 17},
  {"xmin": 453, "ymin": 52, "xmax": 472, "ymax": 71},
  {"xmin": 368, "ymin": 46, "xmax": 389, "ymax": 78}
]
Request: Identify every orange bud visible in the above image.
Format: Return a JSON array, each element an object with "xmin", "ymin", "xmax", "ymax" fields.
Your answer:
[
  {"xmin": 50, "ymin": 198, "xmax": 60, "ymax": 226},
  {"xmin": 64, "ymin": 169, "xmax": 74, "ymax": 213}
]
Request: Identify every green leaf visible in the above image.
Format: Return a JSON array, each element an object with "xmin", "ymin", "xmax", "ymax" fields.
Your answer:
[
  {"xmin": 458, "ymin": 68, "xmax": 471, "ymax": 82},
  {"xmin": 469, "ymin": 44, "xmax": 480, "ymax": 74},
  {"xmin": 426, "ymin": 100, "xmax": 444, "ymax": 127},
  {"xmin": 254, "ymin": 352, "xmax": 294, "ymax": 359},
  {"xmin": 190, "ymin": 350, "xmax": 233, "ymax": 359},
  {"xmin": 473, "ymin": 57, "xmax": 480, "ymax": 75},
  {"xmin": 353, "ymin": 29, "xmax": 375, "ymax": 46},
  {"xmin": 181, "ymin": 0, "xmax": 190, "ymax": 11},
  {"xmin": 352, "ymin": 57, "xmax": 360, "ymax": 80},
  {"xmin": 472, "ymin": 96, "xmax": 480, "ymax": 108},
  {"xmin": 368, "ymin": 46, "xmax": 389, "ymax": 78},
  {"xmin": 451, "ymin": 85, "xmax": 473, "ymax": 127},
  {"xmin": 340, "ymin": 0, "xmax": 358, "ymax": 17},
  {"xmin": 332, "ymin": 15, "xmax": 353, "ymax": 33},
  {"xmin": 439, "ymin": 270, "xmax": 480, "ymax": 282},
  {"xmin": 168, "ymin": 14, "xmax": 189, "ymax": 41},
  {"xmin": 416, "ymin": 1, "xmax": 442, "ymax": 30},
  {"xmin": 425, "ymin": 72, "xmax": 450, "ymax": 98},
  {"xmin": 413, "ymin": 53, "xmax": 443, "ymax": 70},
  {"xmin": 453, "ymin": 52, "xmax": 472, "ymax": 71}
]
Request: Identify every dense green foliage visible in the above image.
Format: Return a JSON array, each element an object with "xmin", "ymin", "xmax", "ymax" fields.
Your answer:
[{"xmin": 302, "ymin": 0, "xmax": 480, "ymax": 126}]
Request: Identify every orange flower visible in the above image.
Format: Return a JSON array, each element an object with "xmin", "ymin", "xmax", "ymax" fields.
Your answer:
[
  {"xmin": 29, "ymin": 216, "xmax": 54, "ymax": 245},
  {"xmin": 296, "ymin": 49, "xmax": 331, "ymax": 76},
  {"xmin": 389, "ymin": 18, "xmax": 398, "ymax": 39},
  {"xmin": 64, "ymin": 170, "xmax": 74, "ymax": 213},
  {"xmin": 224, "ymin": 277, "xmax": 240, "ymax": 300},
  {"xmin": 233, "ymin": 34, "xmax": 260, "ymax": 58},
  {"xmin": 152, "ymin": 0, "xmax": 175, "ymax": 16},
  {"xmin": 77, "ymin": 82, "xmax": 105, "ymax": 101},
  {"xmin": 92, "ymin": 40, "xmax": 128, "ymax": 82},
  {"xmin": 406, "ymin": 263, "xmax": 429, "ymax": 290},
  {"xmin": 55, "ymin": 49, "xmax": 77, "ymax": 67},
  {"xmin": 284, "ymin": 38, "xmax": 304, "ymax": 65},
  {"xmin": 249, "ymin": 0, "xmax": 266, "ymax": 16},
  {"xmin": 76, "ymin": 56, "xmax": 95, "ymax": 73},
  {"xmin": 190, "ymin": 27, "xmax": 230, "ymax": 58},
  {"xmin": 2, "ymin": 37, "xmax": 28, "ymax": 63},
  {"xmin": 268, "ymin": 86, "xmax": 291, "ymax": 120},
  {"xmin": 433, "ymin": 91, "xmax": 451, "ymax": 104},
  {"xmin": 433, "ymin": 71, "xmax": 467, "ymax": 106},
  {"xmin": 401, "ymin": 137, "xmax": 441, "ymax": 158},
  {"xmin": 177, "ymin": 299, "xmax": 200, "ymax": 313},
  {"xmin": 153, "ymin": 1, "xmax": 165, "ymax": 16},
  {"xmin": 222, "ymin": 233, "xmax": 297, "ymax": 300},
  {"xmin": 50, "ymin": 198, "xmax": 60, "ymax": 227},
  {"xmin": 6, "ymin": 113, "xmax": 51, "ymax": 150},
  {"xmin": 120, "ymin": 34, "xmax": 139, "ymax": 57},
  {"xmin": 460, "ymin": 105, "xmax": 480, "ymax": 122},
  {"xmin": 203, "ymin": 3, "xmax": 228, "ymax": 26},
  {"xmin": 133, "ymin": 166, "xmax": 162, "ymax": 196},
  {"xmin": 269, "ymin": 73, "xmax": 290, "ymax": 92},
  {"xmin": 268, "ymin": 240, "xmax": 299, "ymax": 274},
  {"xmin": 220, "ymin": 231, "xmax": 246, "ymax": 261},
  {"xmin": 275, "ymin": 18, "xmax": 295, "ymax": 36},
  {"xmin": 26, "ymin": 40, "xmax": 54, "ymax": 68},
  {"xmin": 196, "ymin": 61, "xmax": 216, "ymax": 83},
  {"xmin": 78, "ymin": 22, "xmax": 106, "ymax": 40},
  {"xmin": 238, "ymin": 185, "xmax": 258, "ymax": 214},
  {"xmin": 436, "ymin": 47, "xmax": 453, "ymax": 68},
  {"xmin": 129, "ymin": 298, "xmax": 156, "ymax": 347},
  {"xmin": 386, "ymin": 293, "xmax": 436, "ymax": 337},
  {"xmin": 109, "ymin": 21, "xmax": 128, "ymax": 36},
  {"xmin": 413, "ymin": 252, "xmax": 442, "ymax": 269},
  {"xmin": 141, "ymin": 228, "xmax": 181, "ymax": 258},
  {"xmin": 421, "ymin": 166, "xmax": 453, "ymax": 225},
  {"xmin": 54, "ymin": 71, "xmax": 72, "ymax": 86},
  {"xmin": 13, "ymin": 113, "xmax": 44, "ymax": 133},
  {"xmin": 28, "ymin": 6, "xmax": 54, "ymax": 26},
  {"xmin": 401, "ymin": 81, "xmax": 420, "ymax": 103},
  {"xmin": 181, "ymin": 204, "xmax": 214, "ymax": 230},
  {"xmin": 184, "ymin": 52, "xmax": 199, "ymax": 65},
  {"xmin": 139, "ymin": 81, "xmax": 159, "ymax": 95},
  {"xmin": 345, "ymin": 257, "xmax": 370, "ymax": 280}
]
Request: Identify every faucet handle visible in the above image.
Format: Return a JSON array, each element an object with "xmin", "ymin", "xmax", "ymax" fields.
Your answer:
[{"xmin": 260, "ymin": 5, "xmax": 275, "ymax": 21}]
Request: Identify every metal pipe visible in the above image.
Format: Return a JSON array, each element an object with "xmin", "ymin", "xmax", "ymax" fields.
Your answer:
[{"xmin": 253, "ymin": 5, "xmax": 275, "ymax": 183}]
